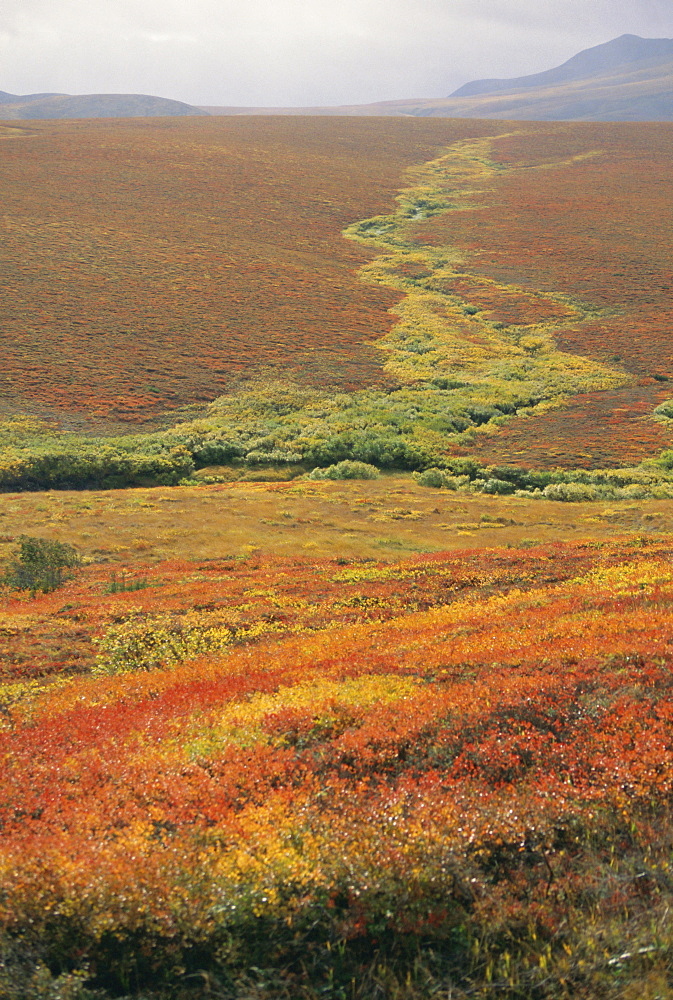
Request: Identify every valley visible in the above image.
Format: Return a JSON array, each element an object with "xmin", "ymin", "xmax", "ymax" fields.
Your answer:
[{"xmin": 2, "ymin": 112, "xmax": 673, "ymax": 999}]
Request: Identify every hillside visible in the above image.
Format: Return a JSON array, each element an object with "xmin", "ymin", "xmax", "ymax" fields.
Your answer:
[
  {"xmin": 0, "ymin": 90, "xmax": 209, "ymax": 119},
  {"xmin": 204, "ymin": 34, "xmax": 673, "ymax": 121},
  {"xmin": 1, "ymin": 116, "xmax": 672, "ymax": 481},
  {"xmin": 443, "ymin": 33, "xmax": 673, "ymax": 121},
  {"xmin": 0, "ymin": 116, "xmax": 495, "ymax": 428},
  {"xmin": 3, "ymin": 524, "xmax": 673, "ymax": 998}
]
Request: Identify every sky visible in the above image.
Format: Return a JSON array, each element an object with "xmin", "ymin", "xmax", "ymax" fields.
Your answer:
[{"xmin": 1, "ymin": 0, "xmax": 673, "ymax": 108}]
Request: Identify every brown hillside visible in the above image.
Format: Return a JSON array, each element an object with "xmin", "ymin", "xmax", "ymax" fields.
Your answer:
[{"xmin": 0, "ymin": 116, "xmax": 498, "ymax": 430}]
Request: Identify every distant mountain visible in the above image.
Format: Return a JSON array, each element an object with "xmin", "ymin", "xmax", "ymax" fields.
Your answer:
[
  {"xmin": 204, "ymin": 34, "xmax": 673, "ymax": 122},
  {"xmin": 0, "ymin": 91, "xmax": 209, "ymax": 120},
  {"xmin": 450, "ymin": 34, "xmax": 673, "ymax": 97}
]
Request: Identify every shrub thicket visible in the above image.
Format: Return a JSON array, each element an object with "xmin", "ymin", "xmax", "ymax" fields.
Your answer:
[{"xmin": 0, "ymin": 443, "xmax": 194, "ymax": 491}]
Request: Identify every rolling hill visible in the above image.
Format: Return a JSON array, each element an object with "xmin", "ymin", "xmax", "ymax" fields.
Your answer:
[
  {"xmin": 4, "ymin": 34, "xmax": 671, "ymax": 123},
  {"xmin": 0, "ymin": 90, "xmax": 209, "ymax": 119}
]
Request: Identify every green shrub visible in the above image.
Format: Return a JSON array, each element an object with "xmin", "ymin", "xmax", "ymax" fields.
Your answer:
[
  {"xmin": 444, "ymin": 457, "xmax": 482, "ymax": 479},
  {"xmin": 653, "ymin": 400, "xmax": 673, "ymax": 421},
  {"xmin": 414, "ymin": 467, "xmax": 450, "ymax": 488},
  {"xmin": 306, "ymin": 461, "xmax": 380, "ymax": 481},
  {"xmin": 480, "ymin": 477, "xmax": 516, "ymax": 495},
  {"xmin": 542, "ymin": 482, "xmax": 605, "ymax": 502},
  {"xmin": 0, "ymin": 445, "xmax": 194, "ymax": 491},
  {"xmin": 430, "ymin": 377, "xmax": 468, "ymax": 390},
  {"xmin": 244, "ymin": 448, "xmax": 304, "ymax": 464},
  {"xmin": 0, "ymin": 956, "xmax": 95, "ymax": 1000},
  {"xmin": 414, "ymin": 468, "xmax": 468, "ymax": 490},
  {"xmin": 648, "ymin": 482, "xmax": 673, "ymax": 500},
  {"xmin": 303, "ymin": 431, "xmax": 433, "ymax": 471},
  {"xmin": 463, "ymin": 404, "xmax": 499, "ymax": 426},
  {"xmin": 193, "ymin": 439, "xmax": 245, "ymax": 466},
  {"xmin": 482, "ymin": 464, "xmax": 554, "ymax": 491},
  {"xmin": 618, "ymin": 483, "xmax": 651, "ymax": 499},
  {"xmin": 656, "ymin": 448, "xmax": 673, "ymax": 470},
  {"xmin": 2, "ymin": 536, "xmax": 80, "ymax": 594}
]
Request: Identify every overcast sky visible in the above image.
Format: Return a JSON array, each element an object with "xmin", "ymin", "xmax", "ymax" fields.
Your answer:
[{"xmin": 1, "ymin": 0, "xmax": 673, "ymax": 107}]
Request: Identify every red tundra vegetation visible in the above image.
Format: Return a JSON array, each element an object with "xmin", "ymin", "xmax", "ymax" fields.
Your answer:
[
  {"xmin": 3, "ymin": 117, "xmax": 672, "ymax": 474},
  {"xmin": 2, "ymin": 535, "xmax": 673, "ymax": 997}
]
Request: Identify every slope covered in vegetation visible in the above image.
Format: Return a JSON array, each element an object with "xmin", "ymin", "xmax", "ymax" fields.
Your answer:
[
  {"xmin": 2, "ymin": 535, "xmax": 673, "ymax": 998},
  {"xmin": 0, "ymin": 116, "xmax": 494, "ymax": 428},
  {"xmin": 3, "ymin": 114, "xmax": 673, "ymax": 1000},
  {"xmin": 1, "ymin": 119, "xmax": 673, "ymax": 489},
  {"xmin": 424, "ymin": 123, "xmax": 673, "ymax": 467}
]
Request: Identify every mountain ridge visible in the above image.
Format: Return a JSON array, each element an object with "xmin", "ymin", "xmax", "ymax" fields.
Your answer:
[
  {"xmin": 451, "ymin": 33, "xmax": 673, "ymax": 97},
  {"xmin": 4, "ymin": 34, "xmax": 673, "ymax": 122}
]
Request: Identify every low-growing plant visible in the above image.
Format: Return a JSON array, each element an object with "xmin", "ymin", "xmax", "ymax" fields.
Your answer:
[{"xmin": 93, "ymin": 613, "xmax": 232, "ymax": 675}]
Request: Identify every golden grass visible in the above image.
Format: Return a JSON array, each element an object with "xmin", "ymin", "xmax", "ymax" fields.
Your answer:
[{"xmin": 1, "ymin": 477, "xmax": 671, "ymax": 565}]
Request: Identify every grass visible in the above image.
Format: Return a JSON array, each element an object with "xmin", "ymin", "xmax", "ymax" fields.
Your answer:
[{"xmin": 0, "ymin": 476, "xmax": 672, "ymax": 566}]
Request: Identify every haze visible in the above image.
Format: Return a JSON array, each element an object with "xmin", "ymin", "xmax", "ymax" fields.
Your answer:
[{"xmin": 1, "ymin": 0, "xmax": 673, "ymax": 107}]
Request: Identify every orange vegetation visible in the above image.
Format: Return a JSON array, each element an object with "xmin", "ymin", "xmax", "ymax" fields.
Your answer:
[
  {"xmin": 2, "ymin": 535, "xmax": 673, "ymax": 994},
  {"xmin": 0, "ymin": 528, "xmax": 651, "ymax": 684}
]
